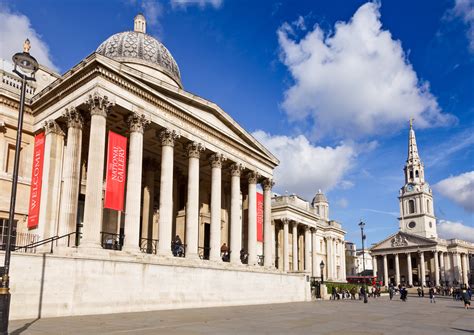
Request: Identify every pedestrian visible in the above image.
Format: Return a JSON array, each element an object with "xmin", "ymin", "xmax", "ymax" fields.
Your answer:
[
  {"xmin": 462, "ymin": 288, "xmax": 471, "ymax": 310},
  {"xmin": 417, "ymin": 286, "xmax": 422, "ymax": 297},
  {"xmin": 389, "ymin": 286, "xmax": 394, "ymax": 300},
  {"xmin": 429, "ymin": 287, "xmax": 436, "ymax": 303}
]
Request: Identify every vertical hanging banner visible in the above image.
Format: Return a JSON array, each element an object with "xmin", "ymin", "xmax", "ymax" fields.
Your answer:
[
  {"xmin": 256, "ymin": 191, "xmax": 263, "ymax": 242},
  {"xmin": 104, "ymin": 131, "xmax": 127, "ymax": 211},
  {"xmin": 27, "ymin": 132, "xmax": 46, "ymax": 229}
]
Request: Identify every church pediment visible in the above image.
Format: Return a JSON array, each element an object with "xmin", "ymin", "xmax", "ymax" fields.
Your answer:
[{"xmin": 371, "ymin": 231, "xmax": 437, "ymax": 251}]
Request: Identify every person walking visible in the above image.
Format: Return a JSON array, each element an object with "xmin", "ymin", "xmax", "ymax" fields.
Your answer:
[
  {"xmin": 462, "ymin": 288, "xmax": 471, "ymax": 310},
  {"xmin": 389, "ymin": 286, "xmax": 394, "ymax": 300},
  {"xmin": 429, "ymin": 287, "xmax": 436, "ymax": 303}
]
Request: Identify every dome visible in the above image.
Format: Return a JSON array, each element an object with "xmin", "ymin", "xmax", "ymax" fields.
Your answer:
[
  {"xmin": 96, "ymin": 15, "xmax": 182, "ymax": 87},
  {"xmin": 312, "ymin": 190, "xmax": 328, "ymax": 204}
]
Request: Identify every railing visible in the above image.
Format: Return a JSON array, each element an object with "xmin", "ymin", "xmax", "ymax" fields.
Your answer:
[
  {"xmin": 198, "ymin": 246, "xmax": 210, "ymax": 260},
  {"xmin": 0, "ymin": 232, "xmax": 40, "ymax": 253},
  {"xmin": 13, "ymin": 232, "xmax": 80, "ymax": 254},
  {"xmin": 140, "ymin": 237, "xmax": 158, "ymax": 254},
  {"xmin": 100, "ymin": 231, "xmax": 123, "ymax": 250}
]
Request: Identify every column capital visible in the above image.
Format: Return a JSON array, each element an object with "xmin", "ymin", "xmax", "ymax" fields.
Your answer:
[
  {"xmin": 261, "ymin": 178, "xmax": 274, "ymax": 191},
  {"xmin": 209, "ymin": 153, "xmax": 226, "ymax": 169},
  {"xmin": 310, "ymin": 227, "xmax": 317, "ymax": 233},
  {"xmin": 126, "ymin": 112, "xmax": 150, "ymax": 134},
  {"xmin": 87, "ymin": 92, "xmax": 114, "ymax": 117},
  {"xmin": 64, "ymin": 107, "xmax": 83, "ymax": 129},
  {"xmin": 281, "ymin": 217, "xmax": 290, "ymax": 226},
  {"xmin": 159, "ymin": 129, "xmax": 179, "ymax": 147},
  {"xmin": 186, "ymin": 142, "xmax": 205, "ymax": 159},
  {"xmin": 247, "ymin": 171, "xmax": 259, "ymax": 184},
  {"xmin": 303, "ymin": 225, "xmax": 310, "ymax": 232},
  {"xmin": 44, "ymin": 119, "xmax": 64, "ymax": 136},
  {"xmin": 230, "ymin": 163, "xmax": 244, "ymax": 177}
]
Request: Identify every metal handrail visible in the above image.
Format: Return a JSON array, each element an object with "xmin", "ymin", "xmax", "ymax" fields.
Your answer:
[
  {"xmin": 13, "ymin": 231, "xmax": 80, "ymax": 253},
  {"xmin": 140, "ymin": 237, "xmax": 158, "ymax": 254}
]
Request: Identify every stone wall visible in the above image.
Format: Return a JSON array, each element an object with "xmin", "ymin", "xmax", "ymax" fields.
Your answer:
[{"xmin": 8, "ymin": 251, "xmax": 311, "ymax": 320}]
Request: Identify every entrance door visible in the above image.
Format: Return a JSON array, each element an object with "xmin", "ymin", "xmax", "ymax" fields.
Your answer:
[{"xmin": 204, "ymin": 223, "xmax": 210, "ymax": 260}]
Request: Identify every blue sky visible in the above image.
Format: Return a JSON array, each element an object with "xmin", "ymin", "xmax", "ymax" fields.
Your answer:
[{"xmin": 2, "ymin": 0, "xmax": 473, "ymax": 246}]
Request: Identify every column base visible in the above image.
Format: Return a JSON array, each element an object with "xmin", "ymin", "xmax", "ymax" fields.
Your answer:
[{"xmin": 122, "ymin": 245, "xmax": 140, "ymax": 254}]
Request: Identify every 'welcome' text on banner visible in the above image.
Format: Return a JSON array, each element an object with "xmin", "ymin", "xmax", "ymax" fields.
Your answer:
[
  {"xmin": 27, "ymin": 132, "xmax": 46, "ymax": 229},
  {"xmin": 104, "ymin": 131, "xmax": 127, "ymax": 211}
]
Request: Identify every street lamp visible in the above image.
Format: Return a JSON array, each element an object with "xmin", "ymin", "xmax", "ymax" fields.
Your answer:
[
  {"xmin": 0, "ymin": 39, "xmax": 39, "ymax": 334},
  {"xmin": 320, "ymin": 260, "xmax": 325, "ymax": 284},
  {"xmin": 358, "ymin": 220, "xmax": 368, "ymax": 304}
]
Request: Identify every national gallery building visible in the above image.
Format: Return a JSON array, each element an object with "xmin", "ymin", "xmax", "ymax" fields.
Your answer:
[
  {"xmin": 0, "ymin": 15, "xmax": 346, "ymax": 319},
  {"xmin": 370, "ymin": 123, "xmax": 473, "ymax": 288}
]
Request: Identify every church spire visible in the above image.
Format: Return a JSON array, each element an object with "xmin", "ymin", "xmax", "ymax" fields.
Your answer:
[
  {"xmin": 404, "ymin": 119, "xmax": 424, "ymax": 184},
  {"xmin": 407, "ymin": 117, "xmax": 420, "ymax": 164}
]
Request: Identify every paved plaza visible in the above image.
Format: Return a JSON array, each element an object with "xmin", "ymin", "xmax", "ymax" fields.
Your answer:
[{"xmin": 10, "ymin": 295, "xmax": 473, "ymax": 335}]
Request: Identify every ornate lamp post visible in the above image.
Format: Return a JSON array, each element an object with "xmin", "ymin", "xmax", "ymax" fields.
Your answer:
[
  {"xmin": 0, "ymin": 39, "xmax": 39, "ymax": 334},
  {"xmin": 320, "ymin": 260, "xmax": 325, "ymax": 284},
  {"xmin": 359, "ymin": 220, "xmax": 368, "ymax": 303}
]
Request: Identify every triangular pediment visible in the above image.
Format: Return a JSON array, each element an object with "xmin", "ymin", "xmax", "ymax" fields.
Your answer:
[{"xmin": 371, "ymin": 231, "xmax": 437, "ymax": 251}]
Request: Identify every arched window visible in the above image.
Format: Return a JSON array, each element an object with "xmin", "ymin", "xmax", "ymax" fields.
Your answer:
[
  {"xmin": 427, "ymin": 200, "xmax": 430, "ymax": 213},
  {"xmin": 409, "ymin": 170, "xmax": 413, "ymax": 179},
  {"xmin": 316, "ymin": 206, "xmax": 320, "ymax": 215},
  {"xmin": 408, "ymin": 200, "xmax": 415, "ymax": 214},
  {"xmin": 415, "ymin": 170, "xmax": 419, "ymax": 178}
]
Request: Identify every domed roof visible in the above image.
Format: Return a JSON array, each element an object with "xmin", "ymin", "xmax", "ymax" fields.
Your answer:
[
  {"xmin": 96, "ymin": 14, "xmax": 182, "ymax": 87},
  {"xmin": 312, "ymin": 190, "xmax": 328, "ymax": 204}
]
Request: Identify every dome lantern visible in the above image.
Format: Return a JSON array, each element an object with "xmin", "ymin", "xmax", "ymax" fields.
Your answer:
[{"xmin": 134, "ymin": 13, "xmax": 146, "ymax": 34}]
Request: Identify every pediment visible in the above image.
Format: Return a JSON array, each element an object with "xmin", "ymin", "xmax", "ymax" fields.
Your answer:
[{"xmin": 371, "ymin": 231, "xmax": 437, "ymax": 251}]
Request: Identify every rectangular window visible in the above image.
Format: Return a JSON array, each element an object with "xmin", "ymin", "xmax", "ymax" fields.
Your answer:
[
  {"xmin": 0, "ymin": 218, "xmax": 17, "ymax": 250},
  {"xmin": 6, "ymin": 144, "xmax": 22, "ymax": 175}
]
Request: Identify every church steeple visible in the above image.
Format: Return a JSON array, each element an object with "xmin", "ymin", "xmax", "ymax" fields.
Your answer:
[{"xmin": 404, "ymin": 119, "xmax": 424, "ymax": 185}]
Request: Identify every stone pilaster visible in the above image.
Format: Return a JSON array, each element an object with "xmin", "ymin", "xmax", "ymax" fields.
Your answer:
[
  {"xmin": 185, "ymin": 142, "xmax": 204, "ymax": 259},
  {"xmin": 304, "ymin": 226, "xmax": 311, "ymax": 273},
  {"xmin": 383, "ymin": 254, "xmax": 388, "ymax": 287},
  {"xmin": 81, "ymin": 92, "xmax": 114, "ymax": 249},
  {"xmin": 311, "ymin": 228, "xmax": 318, "ymax": 278},
  {"xmin": 230, "ymin": 163, "xmax": 243, "ymax": 264},
  {"xmin": 247, "ymin": 171, "xmax": 259, "ymax": 266},
  {"xmin": 461, "ymin": 253, "xmax": 468, "ymax": 285},
  {"xmin": 209, "ymin": 153, "xmax": 226, "ymax": 262},
  {"xmin": 123, "ymin": 113, "xmax": 149, "ymax": 253},
  {"xmin": 433, "ymin": 250, "xmax": 440, "ymax": 286},
  {"xmin": 292, "ymin": 221, "xmax": 298, "ymax": 271},
  {"xmin": 439, "ymin": 251, "xmax": 445, "ymax": 284},
  {"xmin": 372, "ymin": 255, "xmax": 378, "ymax": 279},
  {"xmin": 262, "ymin": 179, "xmax": 274, "ymax": 268},
  {"xmin": 58, "ymin": 107, "xmax": 83, "ymax": 245},
  {"xmin": 157, "ymin": 129, "xmax": 179, "ymax": 256},
  {"xmin": 141, "ymin": 158, "xmax": 156, "ymax": 242},
  {"xmin": 419, "ymin": 251, "xmax": 426, "ymax": 286},
  {"xmin": 282, "ymin": 218, "xmax": 290, "ymax": 272}
]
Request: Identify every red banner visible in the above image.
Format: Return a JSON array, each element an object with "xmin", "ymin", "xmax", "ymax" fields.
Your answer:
[
  {"xmin": 27, "ymin": 132, "xmax": 46, "ymax": 229},
  {"xmin": 104, "ymin": 131, "xmax": 127, "ymax": 211},
  {"xmin": 257, "ymin": 191, "xmax": 263, "ymax": 242}
]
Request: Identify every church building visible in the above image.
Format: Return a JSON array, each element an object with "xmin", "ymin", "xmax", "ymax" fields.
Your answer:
[{"xmin": 370, "ymin": 122, "xmax": 473, "ymax": 288}]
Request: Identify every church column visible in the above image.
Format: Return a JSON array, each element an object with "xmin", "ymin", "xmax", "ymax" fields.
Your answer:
[
  {"xmin": 383, "ymin": 254, "xmax": 388, "ymax": 287},
  {"xmin": 141, "ymin": 158, "xmax": 156, "ymax": 245},
  {"xmin": 406, "ymin": 253, "xmax": 413, "ymax": 286},
  {"xmin": 157, "ymin": 129, "xmax": 179, "ymax": 256},
  {"xmin": 395, "ymin": 253, "xmax": 400, "ymax": 286},
  {"xmin": 304, "ymin": 226, "xmax": 311, "ymax": 273},
  {"xmin": 292, "ymin": 221, "xmax": 298, "ymax": 271},
  {"xmin": 209, "ymin": 153, "xmax": 225, "ymax": 262},
  {"xmin": 439, "ymin": 251, "xmax": 445, "ymax": 285},
  {"xmin": 282, "ymin": 218, "xmax": 290, "ymax": 272},
  {"xmin": 81, "ymin": 93, "xmax": 113, "ymax": 249},
  {"xmin": 247, "ymin": 171, "xmax": 258, "ymax": 266},
  {"xmin": 311, "ymin": 228, "xmax": 318, "ymax": 278},
  {"xmin": 230, "ymin": 163, "xmax": 243, "ymax": 264},
  {"xmin": 58, "ymin": 108, "xmax": 83, "ymax": 244},
  {"xmin": 433, "ymin": 250, "xmax": 440, "ymax": 287},
  {"xmin": 123, "ymin": 113, "xmax": 149, "ymax": 253},
  {"xmin": 262, "ymin": 179, "xmax": 274, "ymax": 268},
  {"xmin": 419, "ymin": 251, "xmax": 426, "ymax": 286},
  {"xmin": 185, "ymin": 142, "xmax": 204, "ymax": 259},
  {"xmin": 461, "ymin": 253, "xmax": 469, "ymax": 285},
  {"xmin": 372, "ymin": 255, "xmax": 378, "ymax": 280}
]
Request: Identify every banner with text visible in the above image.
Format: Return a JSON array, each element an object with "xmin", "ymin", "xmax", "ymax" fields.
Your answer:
[
  {"xmin": 104, "ymin": 131, "xmax": 127, "ymax": 211},
  {"xmin": 257, "ymin": 191, "xmax": 263, "ymax": 242},
  {"xmin": 27, "ymin": 132, "xmax": 46, "ymax": 229}
]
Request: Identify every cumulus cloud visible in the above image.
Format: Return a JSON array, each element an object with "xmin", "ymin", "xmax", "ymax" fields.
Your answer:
[
  {"xmin": 0, "ymin": 7, "xmax": 58, "ymax": 71},
  {"xmin": 451, "ymin": 0, "xmax": 474, "ymax": 52},
  {"xmin": 252, "ymin": 130, "xmax": 355, "ymax": 200},
  {"xmin": 278, "ymin": 2, "xmax": 454, "ymax": 140},
  {"xmin": 434, "ymin": 171, "xmax": 474, "ymax": 212},
  {"xmin": 438, "ymin": 219, "xmax": 474, "ymax": 242},
  {"xmin": 171, "ymin": 0, "xmax": 222, "ymax": 9}
]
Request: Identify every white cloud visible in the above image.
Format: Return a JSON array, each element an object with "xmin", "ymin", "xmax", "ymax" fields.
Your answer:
[
  {"xmin": 278, "ymin": 2, "xmax": 454, "ymax": 140},
  {"xmin": 452, "ymin": 0, "xmax": 474, "ymax": 52},
  {"xmin": 438, "ymin": 219, "xmax": 474, "ymax": 242},
  {"xmin": 434, "ymin": 171, "xmax": 474, "ymax": 212},
  {"xmin": 336, "ymin": 198, "xmax": 349, "ymax": 208},
  {"xmin": 171, "ymin": 0, "xmax": 222, "ymax": 9},
  {"xmin": 252, "ymin": 130, "xmax": 355, "ymax": 200},
  {"xmin": 141, "ymin": 0, "xmax": 164, "ymax": 27},
  {"xmin": 0, "ymin": 7, "xmax": 58, "ymax": 71}
]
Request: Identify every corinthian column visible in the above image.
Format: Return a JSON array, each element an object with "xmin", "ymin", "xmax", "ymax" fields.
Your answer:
[
  {"xmin": 58, "ymin": 108, "xmax": 83, "ymax": 245},
  {"xmin": 419, "ymin": 251, "xmax": 426, "ymax": 286},
  {"xmin": 304, "ymin": 226, "xmax": 311, "ymax": 273},
  {"xmin": 230, "ymin": 163, "xmax": 243, "ymax": 264},
  {"xmin": 262, "ymin": 179, "xmax": 274, "ymax": 267},
  {"xmin": 247, "ymin": 171, "xmax": 259, "ymax": 266},
  {"xmin": 157, "ymin": 129, "xmax": 179, "ymax": 256},
  {"xmin": 123, "ymin": 113, "xmax": 149, "ymax": 253},
  {"xmin": 433, "ymin": 250, "xmax": 440, "ymax": 286},
  {"xmin": 383, "ymin": 254, "xmax": 388, "ymax": 287},
  {"xmin": 292, "ymin": 222, "xmax": 298, "ymax": 271},
  {"xmin": 282, "ymin": 218, "xmax": 290, "ymax": 272},
  {"xmin": 209, "ymin": 153, "xmax": 225, "ymax": 262},
  {"xmin": 407, "ymin": 253, "xmax": 413, "ymax": 286},
  {"xmin": 81, "ymin": 92, "xmax": 114, "ymax": 249},
  {"xmin": 141, "ymin": 158, "xmax": 156, "ymax": 245},
  {"xmin": 185, "ymin": 142, "xmax": 204, "ymax": 259},
  {"xmin": 311, "ymin": 228, "xmax": 318, "ymax": 278},
  {"xmin": 462, "ymin": 253, "xmax": 469, "ymax": 285}
]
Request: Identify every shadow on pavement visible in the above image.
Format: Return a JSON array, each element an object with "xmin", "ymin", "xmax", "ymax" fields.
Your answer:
[
  {"xmin": 451, "ymin": 328, "xmax": 474, "ymax": 333},
  {"xmin": 10, "ymin": 318, "xmax": 40, "ymax": 335}
]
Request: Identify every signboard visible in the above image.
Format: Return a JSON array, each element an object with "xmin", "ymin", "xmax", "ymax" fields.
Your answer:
[
  {"xmin": 104, "ymin": 131, "xmax": 127, "ymax": 211},
  {"xmin": 27, "ymin": 132, "xmax": 46, "ymax": 229},
  {"xmin": 257, "ymin": 191, "xmax": 263, "ymax": 242}
]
